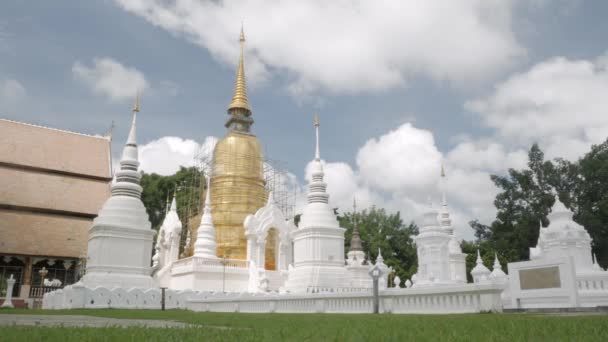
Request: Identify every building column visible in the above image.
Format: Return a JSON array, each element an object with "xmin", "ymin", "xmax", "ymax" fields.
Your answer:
[{"xmin": 257, "ymin": 238, "xmax": 266, "ymax": 270}]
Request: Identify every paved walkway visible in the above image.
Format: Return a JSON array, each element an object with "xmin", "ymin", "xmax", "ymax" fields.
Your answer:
[{"xmin": 0, "ymin": 314, "xmax": 192, "ymax": 328}]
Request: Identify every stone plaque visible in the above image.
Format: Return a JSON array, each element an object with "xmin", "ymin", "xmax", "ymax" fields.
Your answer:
[{"xmin": 519, "ymin": 266, "xmax": 561, "ymax": 290}]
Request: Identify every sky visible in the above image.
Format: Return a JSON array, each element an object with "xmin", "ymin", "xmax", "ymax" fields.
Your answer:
[{"xmin": 1, "ymin": 0, "xmax": 608, "ymax": 239}]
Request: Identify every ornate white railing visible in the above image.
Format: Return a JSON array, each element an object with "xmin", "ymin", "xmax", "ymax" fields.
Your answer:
[
  {"xmin": 171, "ymin": 257, "xmax": 249, "ymax": 275},
  {"xmin": 188, "ymin": 283, "xmax": 504, "ymax": 314},
  {"xmin": 577, "ymin": 273, "xmax": 608, "ymax": 292}
]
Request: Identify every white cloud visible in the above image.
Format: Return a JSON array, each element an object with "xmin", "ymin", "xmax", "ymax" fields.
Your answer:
[
  {"xmin": 446, "ymin": 140, "xmax": 527, "ymax": 172},
  {"xmin": 0, "ymin": 78, "xmax": 26, "ymax": 102},
  {"xmin": 139, "ymin": 136, "xmax": 217, "ymax": 175},
  {"xmin": 115, "ymin": 0, "xmax": 525, "ymax": 96},
  {"xmin": 72, "ymin": 57, "xmax": 149, "ymax": 101},
  {"xmin": 357, "ymin": 123, "xmax": 442, "ymax": 192},
  {"xmin": 467, "ymin": 53, "xmax": 608, "ymax": 160}
]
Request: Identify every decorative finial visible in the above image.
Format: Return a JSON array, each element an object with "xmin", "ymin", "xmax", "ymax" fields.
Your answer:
[
  {"xmin": 125, "ymin": 102, "xmax": 138, "ymax": 147},
  {"xmin": 441, "ymin": 163, "xmax": 445, "ymax": 178},
  {"xmin": 314, "ymin": 112, "xmax": 320, "ymax": 160},
  {"xmin": 132, "ymin": 93, "xmax": 140, "ymax": 113},
  {"xmin": 227, "ymin": 25, "xmax": 252, "ymax": 113},
  {"xmin": 104, "ymin": 120, "xmax": 115, "ymax": 140}
]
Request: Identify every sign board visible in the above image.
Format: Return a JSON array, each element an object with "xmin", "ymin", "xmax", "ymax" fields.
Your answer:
[{"xmin": 507, "ymin": 256, "xmax": 578, "ymax": 309}]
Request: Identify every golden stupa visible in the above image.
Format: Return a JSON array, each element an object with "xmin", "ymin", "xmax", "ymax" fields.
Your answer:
[{"xmin": 209, "ymin": 27, "xmax": 268, "ymax": 261}]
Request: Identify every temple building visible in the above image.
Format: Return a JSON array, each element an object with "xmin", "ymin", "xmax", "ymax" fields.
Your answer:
[{"xmin": 0, "ymin": 118, "xmax": 112, "ymax": 306}]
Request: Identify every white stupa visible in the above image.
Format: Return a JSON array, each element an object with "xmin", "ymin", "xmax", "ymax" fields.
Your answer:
[
  {"xmin": 194, "ymin": 178, "xmax": 217, "ymax": 259},
  {"xmin": 530, "ymin": 194, "xmax": 594, "ymax": 272},
  {"xmin": 345, "ymin": 198, "xmax": 372, "ymax": 288},
  {"xmin": 152, "ymin": 192, "xmax": 183, "ymax": 286},
  {"xmin": 413, "ymin": 201, "xmax": 451, "ymax": 286},
  {"xmin": 471, "ymin": 250, "xmax": 491, "ymax": 283},
  {"xmin": 284, "ymin": 113, "xmax": 348, "ymax": 292},
  {"xmin": 437, "ymin": 166, "xmax": 467, "ymax": 283},
  {"xmin": 490, "ymin": 253, "xmax": 507, "ymax": 282},
  {"xmin": 81, "ymin": 97, "xmax": 156, "ymax": 289}
]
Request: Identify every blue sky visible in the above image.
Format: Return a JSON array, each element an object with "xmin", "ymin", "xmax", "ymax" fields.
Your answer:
[{"xmin": 2, "ymin": 1, "xmax": 607, "ymax": 238}]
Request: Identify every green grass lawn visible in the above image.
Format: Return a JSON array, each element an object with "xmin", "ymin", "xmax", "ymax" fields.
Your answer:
[{"xmin": 1, "ymin": 308, "xmax": 607, "ymax": 341}]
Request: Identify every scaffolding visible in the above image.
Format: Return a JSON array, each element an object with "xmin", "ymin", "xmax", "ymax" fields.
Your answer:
[
  {"xmin": 191, "ymin": 140, "xmax": 298, "ymax": 221},
  {"xmin": 179, "ymin": 139, "xmax": 298, "ymax": 258}
]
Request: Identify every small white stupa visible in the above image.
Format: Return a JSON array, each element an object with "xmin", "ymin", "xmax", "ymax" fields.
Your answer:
[
  {"xmin": 345, "ymin": 198, "xmax": 371, "ymax": 288},
  {"xmin": 530, "ymin": 193, "xmax": 594, "ymax": 272},
  {"xmin": 284, "ymin": 113, "xmax": 348, "ymax": 292},
  {"xmin": 471, "ymin": 250, "xmax": 491, "ymax": 284},
  {"xmin": 490, "ymin": 253, "xmax": 507, "ymax": 282},
  {"xmin": 438, "ymin": 166, "xmax": 467, "ymax": 283},
  {"xmin": 81, "ymin": 97, "xmax": 156, "ymax": 289},
  {"xmin": 413, "ymin": 201, "xmax": 451, "ymax": 286},
  {"xmin": 153, "ymin": 192, "xmax": 183, "ymax": 287},
  {"xmin": 194, "ymin": 177, "xmax": 217, "ymax": 259}
]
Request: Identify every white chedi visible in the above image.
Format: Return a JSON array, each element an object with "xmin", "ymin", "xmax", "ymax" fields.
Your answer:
[
  {"xmin": 80, "ymin": 101, "xmax": 156, "ymax": 289},
  {"xmin": 194, "ymin": 178, "xmax": 217, "ymax": 259},
  {"xmin": 490, "ymin": 253, "xmax": 507, "ymax": 282},
  {"xmin": 471, "ymin": 250, "xmax": 491, "ymax": 283},
  {"xmin": 412, "ymin": 201, "xmax": 452, "ymax": 287},
  {"xmin": 152, "ymin": 193, "xmax": 183, "ymax": 287},
  {"xmin": 530, "ymin": 194, "xmax": 594, "ymax": 272},
  {"xmin": 284, "ymin": 114, "xmax": 348, "ymax": 292},
  {"xmin": 374, "ymin": 249, "xmax": 393, "ymax": 290}
]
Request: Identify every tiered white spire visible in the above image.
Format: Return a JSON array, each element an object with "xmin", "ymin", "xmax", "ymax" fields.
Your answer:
[
  {"xmin": 307, "ymin": 112, "xmax": 329, "ymax": 205},
  {"xmin": 438, "ymin": 163, "xmax": 453, "ymax": 234},
  {"xmin": 194, "ymin": 177, "xmax": 218, "ymax": 259},
  {"xmin": 298, "ymin": 112, "xmax": 338, "ymax": 232},
  {"xmin": 113, "ymin": 97, "xmax": 143, "ymax": 199},
  {"xmin": 349, "ymin": 198, "xmax": 363, "ymax": 252}
]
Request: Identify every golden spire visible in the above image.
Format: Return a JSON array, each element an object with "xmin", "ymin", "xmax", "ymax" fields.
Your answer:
[
  {"xmin": 132, "ymin": 93, "xmax": 140, "ymax": 113},
  {"xmin": 227, "ymin": 25, "xmax": 252, "ymax": 113},
  {"xmin": 314, "ymin": 112, "xmax": 319, "ymax": 127}
]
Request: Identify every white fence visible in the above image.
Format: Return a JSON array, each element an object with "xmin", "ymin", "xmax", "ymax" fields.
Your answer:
[
  {"xmin": 43, "ymin": 282, "xmax": 503, "ymax": 314},
  {"xmin": 188, "ymin": 283, "xmax": 504, "ymax": 314}
]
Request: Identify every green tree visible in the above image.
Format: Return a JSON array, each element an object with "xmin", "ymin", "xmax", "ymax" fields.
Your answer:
[
  {"xmin": 571, "ymin": 140, "xmax": 608, "ymax": 267},
  {"xmin": 473, "ymin": 140, "xmax": 608, "ymax": 269},
  {"xmin": 473, "ymin": 144, "xmax": 557, "ymax": 263},
  {"xmin": 338, "ymin": 207, "xmax": 418, "ymax": 282},
  {"xmin": 140, "ymin": 166, "xmax": 206, "ymax": 253}
]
